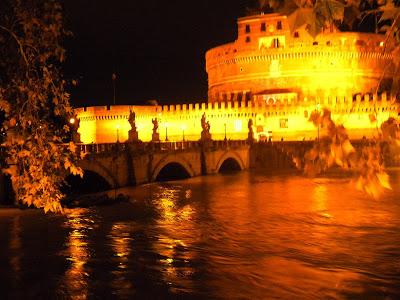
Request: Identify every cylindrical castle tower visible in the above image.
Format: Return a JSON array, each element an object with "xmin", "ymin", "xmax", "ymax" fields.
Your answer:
[{"xmin": 205, "ymin": 13, "xmax": 396, "ymax": 102}]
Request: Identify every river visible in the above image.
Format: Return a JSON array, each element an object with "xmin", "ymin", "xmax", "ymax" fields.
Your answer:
[{"xmin": 1, "ymin": 170, "xmax": 400, "ymax": 299}]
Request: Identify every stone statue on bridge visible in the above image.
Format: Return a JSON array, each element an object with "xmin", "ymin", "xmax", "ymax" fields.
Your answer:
[
  {"xmin": 151, "ymin": 117, "xmax": 160, "ymax": 142},
  {"xmin": 248, "ymin": 118, "xmax": 254, "ymax": 144},
  {"xmin": 128, "ymin": 108, "xmax": 139, "ymax": 142},
  {"xmin": 200, "ymin": 113, "xmax": 212, "ymax": 142}
]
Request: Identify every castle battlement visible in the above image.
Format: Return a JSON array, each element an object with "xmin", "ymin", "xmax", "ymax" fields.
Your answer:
[{"xmin": 76, "ymin": 92, "xmax": 399, "ymax": 144}]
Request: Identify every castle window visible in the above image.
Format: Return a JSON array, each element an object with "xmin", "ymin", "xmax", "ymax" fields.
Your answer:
[
  {"xmin": 355, "ymin": 40, "xmax": 366, "ymax": 46},
  {"xmin": 261, "ymin": 23, "xmax": 266, "ymax": 32},
  {"xmin": 277, "ymin": 21, "xmax": 282, "ymax": 30},
  {"xmin": 326, "ymin": 41, "xmax": 331, "ymax": 46},
  {"xmin": 246, "ymin": 36, "xmax": 251, "ymax": 43},
  {"xmin": 313, "ymin": 41, "xmax": 318, "ymax": 45},
  {"xmin": 245, "ymin": 24, "xmax": 250, "ymax": 33},
  {"xmin": 272, "ymin": 38, "xmax": 280, "ymax": 48},
  {"xmin": 294, "ymin": 31, "xmax": 299, "ymax": 38}
]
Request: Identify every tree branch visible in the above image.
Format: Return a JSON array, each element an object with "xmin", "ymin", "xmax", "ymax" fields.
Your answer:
[{"xmin": 0, "ymin": 25, "xmax": 29, "ymax": 67}]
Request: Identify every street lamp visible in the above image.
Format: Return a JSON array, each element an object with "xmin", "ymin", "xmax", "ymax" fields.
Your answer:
[
  {"xmin": 181, "ymin": 124, "xmax": 186, "ymax": 141},
  {"xmin": 165, "ymin": 122, "xmax": 169, "ymax": 141},
  {"xmin": 224, "ymin": 123, "xmax": 227, "ymax": 142},
  {"xmin": 116, "ymin": 124, "xmax": 120, "ymax": 143}
]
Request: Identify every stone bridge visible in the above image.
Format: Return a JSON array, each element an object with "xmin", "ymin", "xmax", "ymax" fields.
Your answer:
[{"xmin": 75, "ymin": 140, "xmax": 250, "ymax": 188}]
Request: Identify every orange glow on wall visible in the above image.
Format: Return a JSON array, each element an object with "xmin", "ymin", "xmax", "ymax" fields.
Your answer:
[
  {"xmin": 206, "ymin": 14, "xmax": 396, "ymax": 102},
  {"xmin": 75, "ymin": 92, "xmax": 398, "ymax": 144}
]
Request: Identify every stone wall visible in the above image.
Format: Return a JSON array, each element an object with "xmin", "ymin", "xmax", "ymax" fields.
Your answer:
[{"xmin": 75, "ymin": 93, "xmax": 398, "ymax": 144}]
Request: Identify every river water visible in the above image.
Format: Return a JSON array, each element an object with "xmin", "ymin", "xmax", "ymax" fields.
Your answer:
[{"xmin": 1, "ymin": 170, "xmax": 400, "ymax": 299}]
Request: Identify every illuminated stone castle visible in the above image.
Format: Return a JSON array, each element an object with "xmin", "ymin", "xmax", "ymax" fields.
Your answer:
[{"xmin": 76, "ymin": 12, "xmax": 399, "ymax": 144}]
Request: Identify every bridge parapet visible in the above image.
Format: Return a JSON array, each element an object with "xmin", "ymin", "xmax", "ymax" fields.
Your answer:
[{"xmin": 76, "ymin": 140, "xmax": 250, "ymax": 155}]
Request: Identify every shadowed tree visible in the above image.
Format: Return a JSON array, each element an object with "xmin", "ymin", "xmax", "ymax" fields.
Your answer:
[{"xmin": 0, "ymin": 0, "xmax": 82, "ymax": 213}]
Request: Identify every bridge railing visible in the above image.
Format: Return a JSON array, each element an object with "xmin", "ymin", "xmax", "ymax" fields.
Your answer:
[
  {"xmin": 212, "ymin": 139, "xmax": 249, "ymax": 148},
  {"xmin": 75, "ymin": 139, "xmax": 250, "ymax": 154}
]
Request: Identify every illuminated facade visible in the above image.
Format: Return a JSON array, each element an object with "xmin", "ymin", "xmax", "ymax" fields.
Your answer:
[
  {"xmin": 206, "ymin": 13, "xmax": 396, "ymax": 102},
  {"xmin": 76, "ymin": 13, "xmax": 399, "ymax": 144}
]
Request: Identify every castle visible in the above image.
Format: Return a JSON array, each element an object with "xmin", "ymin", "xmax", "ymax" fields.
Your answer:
[{"xmin": 75, "ymin": 12, "xmax": 399, "ymax": 144}]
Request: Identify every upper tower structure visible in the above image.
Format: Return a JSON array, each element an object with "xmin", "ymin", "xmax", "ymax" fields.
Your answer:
[{"xmin": 205, "ymin": 12, "xmax": 396, "ymax": 102}]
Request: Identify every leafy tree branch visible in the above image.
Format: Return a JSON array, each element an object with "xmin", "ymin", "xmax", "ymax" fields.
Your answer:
[{"xmin": 0, "ymin": 0, "xmax": 82, "ymax": 213}]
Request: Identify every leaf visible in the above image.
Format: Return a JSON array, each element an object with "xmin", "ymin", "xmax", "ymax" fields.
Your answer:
[
  {"xmin": 308, "ymin": 110, "xmax": 321, "ymax": 126},
  {"xmin": 315, "ymin": 0, "xmax": 345, "ymax": 22},
  {"xmin": 293, "ymin": 156, "xmax": 302, "ymax": 169},
  {"xmin": 342, "ymin": 139, "xmax": 355, "ymax": 156},
  {"xmin": 70, "ymin": 166, "xmax": 83, "ymax": 177},
  {"xmin": 64, "ymin": 159, "xmax": 71, "ymax": 170},
  {"xmin": 379, "ymin": 1, "xmax": 400, "ymax": 22},
  {"xmin": 287, "ymin": 7, "xmax": 316, "ymax": 33},
  {"xmin": 68, "ymin": 141, "xmax": 76, "ymax": 153},
  {"xmin": 369, "ymin": 113, "xmax": 377, "ymax": 123},
  {"xmin": 80, "ymin": 151, "xmax": 87, "ymax": 160},
  {"xmin": 0, "ymin": 99, "xmax": 10, "ymax": 113},
  {"xmin": 343, "ymin": 4, "xmax": 361, "ymax": 28},
  {"xmin": 377, "ymin": 172, "xmax": 392, "ymax": 190},
  {"xmin": 9, "ymin": 118, "xmax": 16, "ymax": 127}
]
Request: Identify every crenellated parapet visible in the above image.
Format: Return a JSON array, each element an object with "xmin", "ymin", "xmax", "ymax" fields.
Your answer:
[{"xmin": 75, "ymin": 92, "xmax": 399, "ymax": 144}]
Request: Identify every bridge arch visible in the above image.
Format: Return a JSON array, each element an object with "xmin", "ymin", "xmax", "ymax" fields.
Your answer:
[
  {"xmin": 76, "ymin": 160, "xmax": 118, "ymax": 189},
  {"xmin": 215, "ymin": 150, "xmax": 245, "ymax": 173},
  {"xmin": 151, "ymin": 155, "xmax": 195, "ymax": 182},
  {"xmin": 64, "ymin": 170, "xmax": 112, "ymax": 195}
]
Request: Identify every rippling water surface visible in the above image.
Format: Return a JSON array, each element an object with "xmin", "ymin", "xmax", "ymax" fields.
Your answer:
[{"xmin": 1, "ymin": 170, "xmax": 400, "ymax": 299}]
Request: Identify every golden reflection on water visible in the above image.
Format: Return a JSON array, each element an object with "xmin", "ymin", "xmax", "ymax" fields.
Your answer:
[
  {"xmin": 153, "ymin": 186, "xmax": 197, "ymax": 293},
  {"xmin": 312, "ymin": 183, "xmax": 330, "ymax": 217},
  {"xmin": 109, "ymin": 222, "xmax": 134, "ymax": 295},
  {"xmin": 50, "ymin": 173, "xmax": 400, "ymax": 299},
  {"xmin": 63, "ymin": 209, "xmax": 94, "ymax": 299}
]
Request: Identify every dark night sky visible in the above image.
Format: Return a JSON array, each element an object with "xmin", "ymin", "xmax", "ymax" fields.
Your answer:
[{"xmin": 63, "ymin": 1, "xmax": 254, "ymax": 107}]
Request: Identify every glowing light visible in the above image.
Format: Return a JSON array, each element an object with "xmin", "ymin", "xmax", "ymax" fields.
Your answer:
[
  {"xmin": 380, "ymin": 41, "xmax": 384, "ymax": 47},
  {"xmin": 234, "ymin": 120, "xmax": 242, "ymax": 132},
  {"xmin": 69, "ymin": 118, "xmax": 75, "ymax": 124},
  {"xmin": 116, "ymin": 124, "xmax": 120, "ymax": 129}
]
